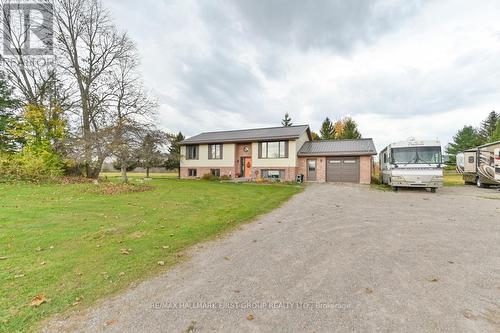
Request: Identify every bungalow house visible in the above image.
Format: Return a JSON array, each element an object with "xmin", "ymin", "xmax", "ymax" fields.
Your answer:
[{"xmin": 179, "ymin": 125, "xmax": 377, "ymax": 184}]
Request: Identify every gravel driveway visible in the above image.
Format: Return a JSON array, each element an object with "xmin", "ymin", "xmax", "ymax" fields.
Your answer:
[{"xmin": 43, "ymin": 184, "xmax": 500, "ymax": 333}]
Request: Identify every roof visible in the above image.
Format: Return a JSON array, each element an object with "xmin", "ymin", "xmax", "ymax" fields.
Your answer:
[
  {"xmin": 298, "ymin": 139, "xmax": 377, "ymax": 157},
  {"xmin": 180, "ymin": 125, "xmax": 311, "ymax": 145}
]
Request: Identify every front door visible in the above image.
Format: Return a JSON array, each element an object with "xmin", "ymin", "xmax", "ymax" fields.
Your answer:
[
  {"xmin": 307, "ymin": 159, "xmax": 317, "ymax": 181},
  {"xmin": 243, "ymin": 157, "xmax": 252, "ymax": 178}
]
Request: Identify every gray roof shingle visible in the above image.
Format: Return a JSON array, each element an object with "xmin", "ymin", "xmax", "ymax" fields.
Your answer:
[
  {"xmin": 180, "ymin": 125, "xmax": 310, "ymax": 145},
  {"xmin": 298, "ymin": 139, "xmax": 377, "ymax": 156}
]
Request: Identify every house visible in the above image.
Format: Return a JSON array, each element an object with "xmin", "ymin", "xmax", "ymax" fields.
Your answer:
[{"xmin": 179, "ymin": 125, "xmax": 377, "ymax": 184}]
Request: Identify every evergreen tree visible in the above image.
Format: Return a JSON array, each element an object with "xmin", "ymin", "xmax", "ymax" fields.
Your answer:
[
  {"xmin": 478, "ymin": 110, "xmax": 499, "ymax": 143},
  {"xmin": 446, "ymin": 126, "xmax": 482, "ymax": 164},
  {"xmin": 491, "ymin": 120, "xmax": 500, "ymax": 142},
  {"xmin": 281, "ymin": 113, "xmax": 293, "ymax": 127},
  {"xmin": 319, "ymin": 118, "xmax": 335, "ymax": 140},
  {"xmin": 138, "ymin": 131, "xmax": 167, "ymax": 178},
  {"xmin": 165, "ymin": 132, "xmax": 185, "ymax": 178},
  {"xmin": 338, "ymin": 117, "xmax": 362, "ymax": 139}
]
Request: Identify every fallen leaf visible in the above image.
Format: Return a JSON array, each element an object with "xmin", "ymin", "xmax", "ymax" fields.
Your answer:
[
  {"xmin": 247, "ymin": 314, "xmax": 254, "ymax": 321},
  {"xmin": 30, "ymin": 294, "xmax": 50, "ymax": 307},
  {"xmin": 426, "ymin": 277, "xmax": 439, "ymax": 282},
  {"xmin": 40, "ymin": 261, "xmax": 46, "ymax": 265},
  {"xmin": 162, "ymin": 246, "xmax": 170, "ymax": 249},
  {"xmin": 15, "ymin": 274, "xmax": 25, "ymax": 278},
  {"xmin": 448, "ymin": 261, "xmax": 455, "ymax": 264},
  {"xmin": 157, "ymin": 261, "xmax": 165, "ymax": 266},
  {"xmin": 224, "ymin": 257, "xmax": 230, "ymax": 261},
  {"xmin": 365, "ymin": 288, "xmax": 374, "ymax": 294},
  {"xmin": 35, "ymin": 247, "xmax": 42, "ymax": 252},
  {"xmin": 105, "ymin": 319, "xmax": 117, "ymax": 326},
  {"xmin": 120, "ymin": 248, "xmax": 130, "ymax": 255},
  {"xmin": 72, "ymin": 301, "xmax": 81, "ymax": 306},
  {"xmin": 119, "ymin": 272, "xmax": 125, "ymax": 276},
  {"xmin": 170, "ymin": 234, "xmax": 175, "ymax": 237},
  {"xmin": 49, "ymin": 246, "xmax": 54, "ymax": 249}
]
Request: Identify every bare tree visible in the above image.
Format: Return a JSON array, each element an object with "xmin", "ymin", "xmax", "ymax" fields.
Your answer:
[
  {"xmin": 53, "ymin": 0, "xmax": 134, "ymax": 178},
  {"xmin": 108, "ymin": 50, "xmax": 158, "ymax": 183}
]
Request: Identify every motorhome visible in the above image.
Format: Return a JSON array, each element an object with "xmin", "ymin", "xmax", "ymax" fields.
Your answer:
[
  {"xmin": 379, "ymin": 139, "xmax": 444, "ymax": 192},
  {"xmin": 460, "ymin": 141, "xmax": 500, "ymax": 187},
  {"xmin": 495, "ymin": 148, "xmax": 500, "ymax": 182}
]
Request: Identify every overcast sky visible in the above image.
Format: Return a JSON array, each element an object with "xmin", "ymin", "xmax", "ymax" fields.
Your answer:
[{"xmin": 107, "ymin": 0, "xmax": 500, "ymax": 150}]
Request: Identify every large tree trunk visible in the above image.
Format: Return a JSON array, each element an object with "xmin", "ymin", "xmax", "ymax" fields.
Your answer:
[
  {"xmin": 146, "ymin": 167, "xmax": 150, "ymax": 178},
  {"xmin": 121, "ymin": 164, "xmax": 128, "ymax": 183}
]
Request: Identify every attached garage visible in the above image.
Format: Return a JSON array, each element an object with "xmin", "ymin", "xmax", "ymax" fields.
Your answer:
[
  {"xmin": 297, "ymin": 139, "xmax": 377, "ymax": 184},
  {"xmin": 327, "ymin": 157, "xmax": 359, "ymax": 183}
]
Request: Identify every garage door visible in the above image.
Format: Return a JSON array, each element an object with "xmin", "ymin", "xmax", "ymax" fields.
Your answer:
[{"xmin": 327, "ymin": 157, "xmax": 360, "ymax": 183}]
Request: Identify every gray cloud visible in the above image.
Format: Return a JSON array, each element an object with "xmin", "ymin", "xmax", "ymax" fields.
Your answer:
[{"xmin": 229, "ymin": 0, "xmax": 423, "ymax": 53}]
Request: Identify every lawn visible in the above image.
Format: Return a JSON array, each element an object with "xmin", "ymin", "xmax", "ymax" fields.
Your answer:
[
  {"xmin": 444, "ymin": 171, "xmax": 464, "ymax": 186},
  {"xmin": 0, "ymin": 179, "xmax": 302, "ymax": 332}
]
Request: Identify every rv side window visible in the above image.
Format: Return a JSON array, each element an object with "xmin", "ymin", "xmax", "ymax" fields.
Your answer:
[
  {"xmin": 468, "ymin": 156, "xmax": 474, "ymax": 163},
  {"xmin": 383, "ymin": 153, "xmax": 387, "ymax": 163}
]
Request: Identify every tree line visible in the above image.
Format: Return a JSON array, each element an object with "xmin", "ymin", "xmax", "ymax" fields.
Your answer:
[
  {"xmin": 446, "ymin": 111, "xmax": 500, "ymax": 164},
  {"xmin": 0, "ymin": 0, "xmax": 182, "ymax": 182},
  {"xmin": 281, "ymin": 113, "xmax": 362, "ymax": 140}
]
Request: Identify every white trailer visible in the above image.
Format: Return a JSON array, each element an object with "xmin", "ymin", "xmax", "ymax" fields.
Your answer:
[
  {"xmin": 496, "ymin": 148, "xmax": 500, "ymax": 182},
  {"xmin": 460, "ymin": 141, "xmax": 500, "ymax": 187},
  {"xmin": 379, "ymin": 139, "xmax": 444, "ymax": 192}
]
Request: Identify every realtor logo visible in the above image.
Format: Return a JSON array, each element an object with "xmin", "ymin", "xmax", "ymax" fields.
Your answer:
[{"xmin": 2, "ymin": 2, "xmax": 53, "ymax": 56}]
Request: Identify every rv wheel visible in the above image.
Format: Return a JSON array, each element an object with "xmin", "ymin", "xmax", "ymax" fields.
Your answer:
[
  {"xmin": 392, "ymin": 186, "xmax": 399, "ymax": 192},
  {"xmin": 430, "ymin": 188, "xmax": 437, "ymax": 193}
]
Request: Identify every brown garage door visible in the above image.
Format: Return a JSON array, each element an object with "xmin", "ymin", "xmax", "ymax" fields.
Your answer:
[{"xmin": 327, "ymin": 157, "xmax": 360, "ymax": 183}]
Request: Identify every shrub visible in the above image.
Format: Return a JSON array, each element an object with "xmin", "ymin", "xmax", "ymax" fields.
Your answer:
[
  {"xmin": 201, "ymin": 173, "xmax": 220, "ymax": 181},
  {"xmin": 0, "ymin": 149, "xmax": 63, "ymax": 182},
  {"xmin": 220, "ymin": 175, "xmax": 232, "ymax": 181}
]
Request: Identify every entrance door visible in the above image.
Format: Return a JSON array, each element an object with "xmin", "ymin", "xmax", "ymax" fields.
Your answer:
[
  {"xmin": 307, "ymin": 159, "xmax": 317, "ymax": 181},
  {"xmin": 243, "ymin": 157, "xmax": 252, "ymax": 178}
]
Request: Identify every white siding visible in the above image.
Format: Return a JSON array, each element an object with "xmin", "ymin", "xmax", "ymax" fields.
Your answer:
[
  {"xmin": 294, "ymin": 131, "xmax": 310, "ymax": 165},
  {"xmin": 181, "ymin": 144, "xmax": 235, "ymax": 167},
  {"xmin": 252, "ymin": 140, "xmax": 298, "ymax": 167}
]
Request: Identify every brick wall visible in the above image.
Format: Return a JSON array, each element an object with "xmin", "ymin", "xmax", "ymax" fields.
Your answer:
[
  {"xmin": 359, "ymin": 156, "xmax": 372, "ymax": 184},
  {"xmin": 251, "ymin": 167, "xmax": 298, "ymax": 182},
  {"xmin": 180, "ymin": 167, "xmax": 235, "ymax": 179},
  {"xmin": 298, "ymin": 157, "xmax": 326, "ymax": 183}
]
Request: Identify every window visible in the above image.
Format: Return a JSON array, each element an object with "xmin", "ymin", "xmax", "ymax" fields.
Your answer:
[
  {"xmin": 259, "ymin": 141, "xmax": 288, "ymax": 159},
  {"xmin": 208, "ymin": 144, "xmax": 223, "ymax": 160},
  {"xmin": 383, "ymin": 153, "xmax": 387, "ymax": 163},
  {"xmin": 329, "ymin": 160, "xmax": 341, "ymax": 164},
  {"xmin": 188, "ymin": 169, "xmax": 197, "ymax": 177},
  {"xmin": 186, "ymin": 145, "xmax": 199, "ymax": 160},
  {"xmin": 344, "ymin": 160, "xmax": 356, "ymax": 164},
  {"xmin": 308, "ymin": 160, "xmax": 316, "ymax": 172},
  {"xmin": 210, "ymin": 169, "xmax": 220, "ymax": 177},
  {"xmin": 391, "ymin": 147, "xmax": 442, "ymax": 164},
  {"xmin": 468, "ymin": 156, "xmax": 475, "ymax": 164},
  {"xmin": 262, "ymin": 169, "xmax": 285, "ymax": 179}
]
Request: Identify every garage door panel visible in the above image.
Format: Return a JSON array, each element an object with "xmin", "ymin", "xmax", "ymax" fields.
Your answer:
[{"xmin": 327, "ymin": 157, "xmax": 359, "ymax": 183}]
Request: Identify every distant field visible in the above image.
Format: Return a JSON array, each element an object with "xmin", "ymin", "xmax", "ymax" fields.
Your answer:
[{"xmin": 101, "ymin": 172, "xmax": 178, "ymax": 179}]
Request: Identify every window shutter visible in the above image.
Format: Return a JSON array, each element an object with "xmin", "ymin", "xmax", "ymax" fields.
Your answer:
[
  {"xmin": 258, "ymin": 142, "xmax": 262, "ymax": 159},
  {"xmin": 284, "ymin": 141, "xmax": 289, "ymax": 158},
  {"xmin": 220, "ymin": 144, "xmax": 223, "ymax": 159},
  {"xmin": 195, "ymin": 146, "xmax": 199, "ymax": 160},
  {"xmin": 208, "ymin": 145, "xmax": 212, "ymax": 160}
]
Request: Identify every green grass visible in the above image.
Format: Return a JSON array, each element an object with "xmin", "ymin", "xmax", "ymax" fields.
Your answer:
[
  {"xmin": 444, "ymin": 172, "xmax": 464, "ymax": 187},
  {"xmin": 0, "ymin": 179, "xmax": 302, "ymax": 332}
]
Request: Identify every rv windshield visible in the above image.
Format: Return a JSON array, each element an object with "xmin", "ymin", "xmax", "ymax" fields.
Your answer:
[{"xmin": 392, "ymin": 146, "xmax": 442, "ymax": 164}]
